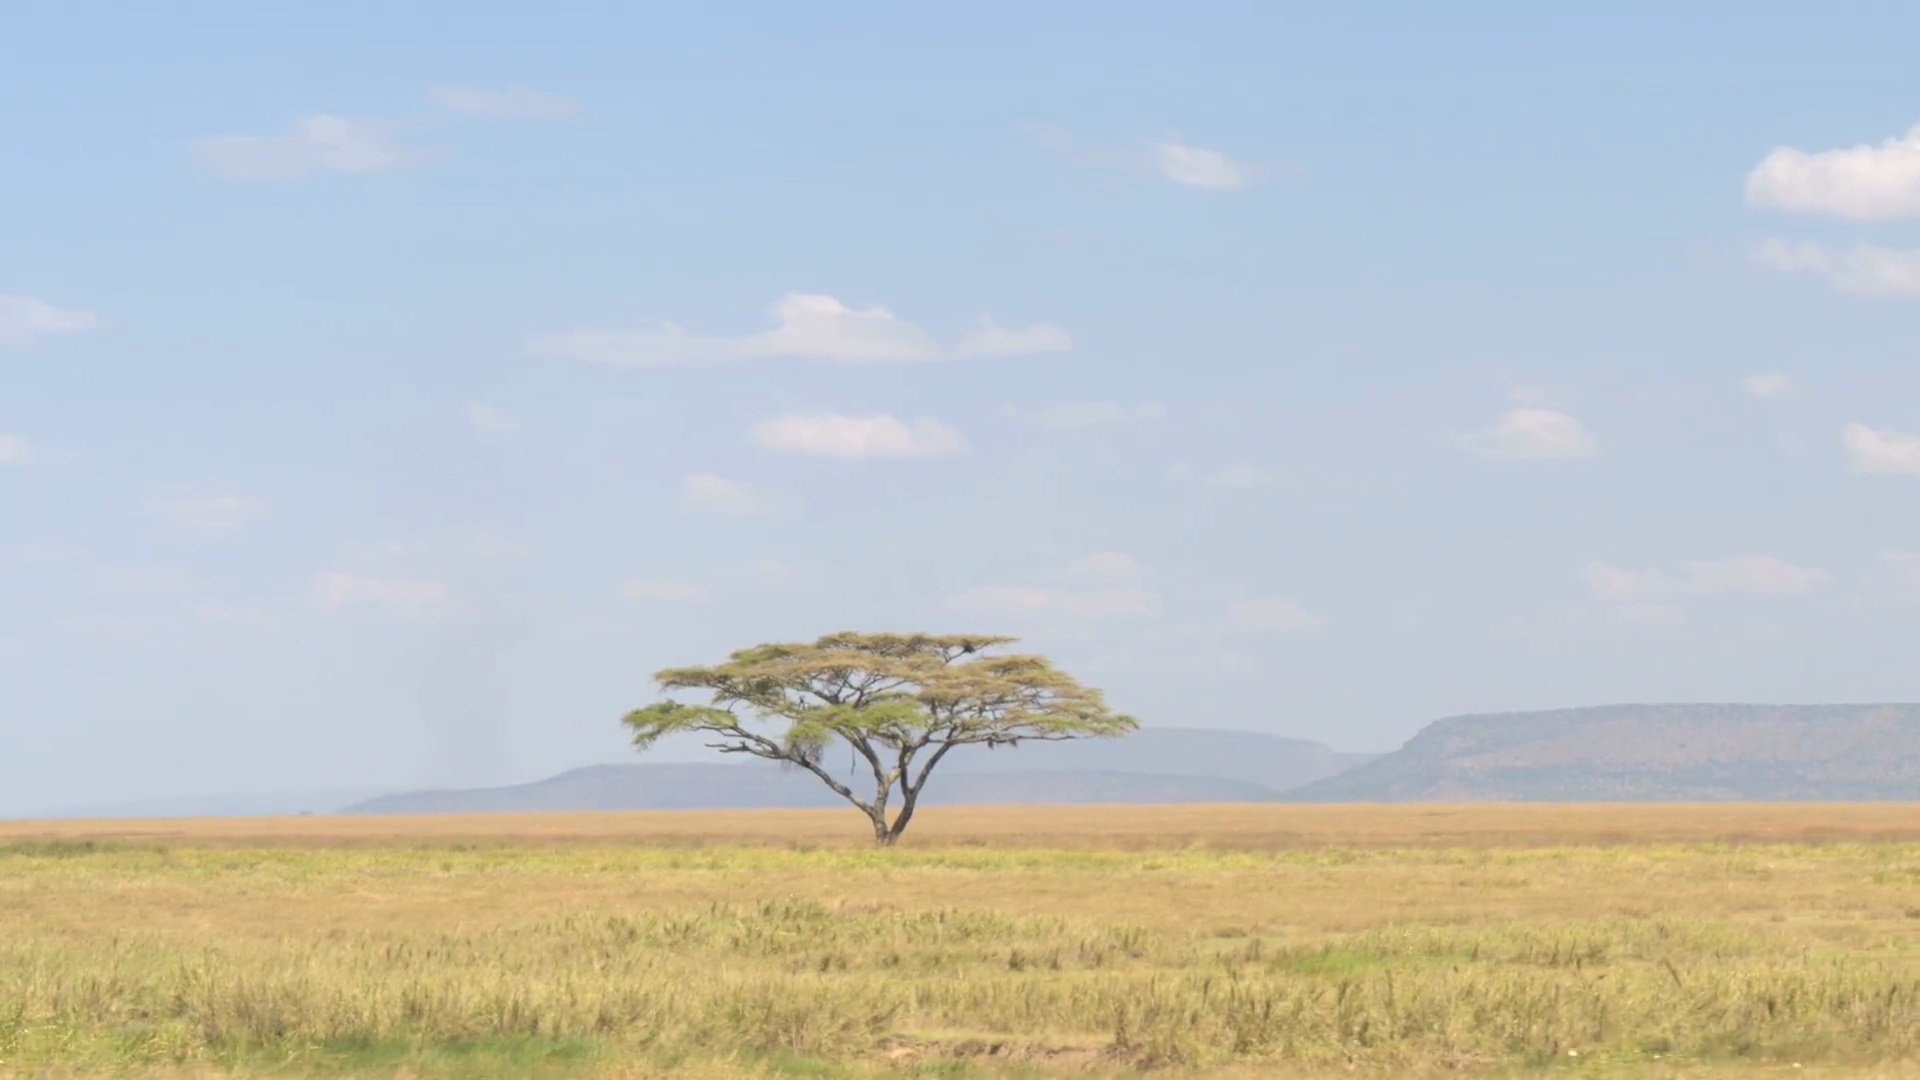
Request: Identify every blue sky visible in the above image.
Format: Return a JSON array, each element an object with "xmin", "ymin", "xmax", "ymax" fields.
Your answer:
[{"xmin": 7, "ymin": 5, "xmax": 1920, "ymax": 813}]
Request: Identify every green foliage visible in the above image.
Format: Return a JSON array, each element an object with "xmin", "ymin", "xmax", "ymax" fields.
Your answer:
[{"xmin": 623, "ymin": 632, "xmax": 1137, "ymax": 843}]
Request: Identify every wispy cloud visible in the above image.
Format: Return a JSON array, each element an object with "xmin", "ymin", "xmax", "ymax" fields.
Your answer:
[
  {"xmin": 1682, "ymin": 556, "xmax": 1833, "ymax": 596},
  {"xmin": 681, "ymin": 473, "xmax": 777, "ymax": 516},
  {"xmin": 1468, "ymin": 408, "xmax": 1598, "ymax": 460},
  {"xmin": 1755, "ymin": 239, "xmax": 1920, "ymax": 297},
  {"xmin": 1741, "ymin": 372, "xmax": 1795, "ymax": 399},
  {"xmin": 753, "ymin": 413, "xmax": 964, "ymax": 460},
  {"xmin": 949, "ymin": 552, "xmax": 1162, "ymax": 621},
  {"xmin": 1155, "ymin": 141, "xmax": 1257, "ymax": 190},
  {"xmin": 729, "ymin": 557, "xmax": 797, "ymax": 587},
  {"xmin": 1843, "ymin": 422, "xmax": 1920, "ymax": 474},
  {"xmin": 312, "ymin": 572, "xmax": 447, "ymax": 615},
  {"xmin": 1224, "ymin": 596, "xmax": 1327, "ymax": 634},
  {"xmin": 0, "ymin": 434, "xmax": 29, "ymax": 465},
  {"xmin": 0, "ymin": 295, "xmax": 98, "ymax": 348},
  {"xmin": 1585, "ymin": 555, "xmax": 1830, "ymax": 624},
  {"xmin": 1026, "ymin": 123, "xmax": 1270, "ymax": 191},
  {"xmin": 952, "ymin": 318, "xmax": 1073, "ymax": 357},
  {"xmin": 147, "ymin": 494, "xmax": 270, "ymax": 537},
  {"xmin": 533, "ymin": 293, "xmax": 1069, "ymax": 368},
  {"xmin": 195, "ymin": 115, "xmax": 420, "ymax": 179}
]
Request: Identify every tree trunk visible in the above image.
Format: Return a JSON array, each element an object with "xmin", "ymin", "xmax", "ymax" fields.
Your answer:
[
  {"xmin": 885, "ymin": 792, "xmax": 920, "ymax": 846},
  {"xmin": 868, "ymin": 770, "xmax": 896, "ymax": 846}
]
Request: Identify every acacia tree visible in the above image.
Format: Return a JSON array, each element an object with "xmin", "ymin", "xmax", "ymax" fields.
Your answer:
[{"xmin": 622, "ymin": 632, "xmax": 1136, "ymax": 845}]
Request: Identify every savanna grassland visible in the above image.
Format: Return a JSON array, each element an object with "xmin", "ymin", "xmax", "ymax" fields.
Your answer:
[{"xmin": 1, "ymin": 804, "xmax": 1917, "ymax": 1078}]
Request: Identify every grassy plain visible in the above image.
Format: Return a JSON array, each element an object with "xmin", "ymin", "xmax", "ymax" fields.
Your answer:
[{"xmin": 1, "ymin": 803, "xmax": 1917, "ymax": 1078}]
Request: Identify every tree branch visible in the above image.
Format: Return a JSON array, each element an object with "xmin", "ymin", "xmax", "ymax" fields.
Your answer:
[
  {"xmin": 907, "ymin": 739, "xmax": 958, "ymax": 797},
  {"xmin": 701, "ymin": 731, "xmax": 873, "ymax": 814},
  {"xmin": 844, "ymin": 732, "xmax": 891, "ymax": 808}
]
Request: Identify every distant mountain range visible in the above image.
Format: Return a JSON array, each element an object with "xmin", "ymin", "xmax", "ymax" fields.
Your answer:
[
  {"xmin": 31, "ymin": 706, "xmax": 1920, "ymax": 819},
  {"xmin": 355, "ymin": 705, "xmax": 1920, "ymax": 814},
  {"xmin": 349, "ymin": 729, "xmax": 1369, "ymax": 814},
  {"xmin": 1288, "ymin": 703, "xmax": 1920, "ymax": 801},
  {"xmin": 348, "ymin": 764, "xmax": 1293, "ymax": 814}
]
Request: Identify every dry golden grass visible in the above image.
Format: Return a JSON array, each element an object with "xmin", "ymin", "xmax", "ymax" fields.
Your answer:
[
  {"xmin": 2, "ymin": 803, "xmax": 1917, "ymax": 1078},
  {"xmin": 6, "ymin": 801, "xmax": 1919, "ymax": 849}
]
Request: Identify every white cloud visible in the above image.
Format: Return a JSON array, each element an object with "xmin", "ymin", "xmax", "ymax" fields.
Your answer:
[
  {"xmin": 753, "ymin": 413, "xmax": 964, "ymax": 460},
  {"xmin": 1020, "ymin": 401, "xmax": 1165, "ymax": 430},
  {"xmin": 1844, "ymin": 422, "xmax": 1920, "ymax": 474},
  {"xmin": 1029, "ymin": 124, "xmax": 1272, "ymax": 191},
  {"xmin": 531, "ymin": 292, "xmax": 1069, "ymax": 367},
  {"xmin": 313, "ymin": 536, "xmax": 514, "ymax": 619},
  {"xmin": 1156, "ymin": 141, "xmax": 1255, "ymax": 190},
  {"xmin": 622, "ymin": 577, "xmax": 709, "ymax": 604},
  {"xmin": 1684, "ymin": 556, "xmax": 1831, "ymax": 596},
  {"xmin": 681, "ymin": 472, "xmax": 774, "ymax": 516},
  {"xmin": 733, "ymin": 557, "xmax": 796, "ymax": 585},
  {"xmin": 1742, "ymin": 372, "xmax": 1795, "ymax": 399},
  {"xmin": 1470, "ymin": 408, "xmax": 1598, "ymax": 460},
  {"xmin": 195, "ymin": 115, "xmax": 416, "ymax": 179},
  {"xmin": 949, "ymin": 553, "xmax": 1161, "ymax": 622},
  {"xmin": 1225, "ymin": 597, "xmax": 1327, "ymax": 634},
  {"xmin": 1067, "ymin": 551, "xmax": 1148, "ymax": 582},
  {"xmin": 953, "ymin": 318, "xmax": 1073, "ymax": 357},
  {"xmin": 431, "ymin": 84, "xmax": 581, "ymax": 119},
  {"xmin": 466, "ymin": 403, "xmax": 522, "ymax": 436},
  {"xmin": 0, "ymin": 434, "xmax": 29, "ymax": 464},
  {"xmin": 1585, "ymin": 556, "xmax": 1830, "ymax": 619},
  {"xmin": 1755, "ymin": 239, "xmax": 1920, "ymax": 297},
  {"xmin": 147, "ymin": 494, "xmax": 270, "ymax": 537},
  {"xmin": 1584, "ymin": 562, "xmax": 1670, "ymax": 605},
  {"xmin": 313, "ymin": 572, "xmax": 447, "ymax": 615},
  {"xmin": 0, "ymin": 295, "xmax": 99, "ymax": 348},
  {"xmin": 1746, "ymin": 122, "xmax": 1920, "ymax": 220}
]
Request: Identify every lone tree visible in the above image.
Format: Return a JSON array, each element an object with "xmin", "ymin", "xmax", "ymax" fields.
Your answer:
[{"xmin": 622, "ymin": 632, "xmax": 1136, "ymax": 845}]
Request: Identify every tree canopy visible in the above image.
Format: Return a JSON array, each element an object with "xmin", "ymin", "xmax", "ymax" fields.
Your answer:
[{"xmin": 622, "ymin": 631, "xmax": 1136, "ymax": 844}]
